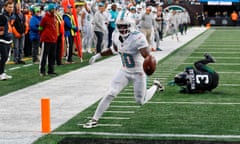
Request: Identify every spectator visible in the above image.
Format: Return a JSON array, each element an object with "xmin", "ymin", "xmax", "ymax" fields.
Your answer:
[
  {"xmin": 140, "ymin": 6, "xmax": 155, "ymax": 50},
  {"xmin": 2, "ymin": 1, "xmax": 15, "ymax": 63},
  {"xmin": 38, "ymin": 3, "xmax": 58, "ymax": 76},
  {"xmin": 29, "ymin": 6, "xmax": 42, "ymax": 64},
  {"xmin": 0, "ymin": 14, "xmax": 13, "ymax": 80},
  {"xmin": 169, "ymin": 10, "xmax": 179, "ymax": 41},
  {"xmin": 12, "ymin": 3, "xmax": 27, "ymax": 64},
  {"xmin": 129, "ymin": 6, "xmax": 138, "ymax": 23},
  {"xmin": 74, "ymin": 2, "xmax": 83, "ymax": 56},
  {"xmin": 231, "ymin": 10, "xmax": 238, "ymax": 26},
  {"xmin": 136, "ymin": 4, "xmax": 143, "ymax": 30},
  {"xmin": 153, "ymin": 8, "xmax": 163, "ymax": 51},
  {"xmin": 92, "ymin": 2, "xmax": 107, "ymax": 53},
  {"xmin": 63, "ymin": 5, "xmax": 78, "ymax": 64},
  {"xmin": 181, "ymin": 10, "xmax": 190, "ymax": 35},
  {"xmin": 156, "ymin": 6, "xmax": 164, "ymax": 41},
  {"xmin": 107, "ymin": 3, "xmax": 118, "ymax": 49},
  {"xmin": 55, "ymin": 5, "xmax": 65, "ymax": 66},
  {"xmin": 23, "ymin": 4, "xmax": 32, "ymax": 57},
  {"xmin": 81, "ymin": 2, "xmax": 94, "ymax": 53}
]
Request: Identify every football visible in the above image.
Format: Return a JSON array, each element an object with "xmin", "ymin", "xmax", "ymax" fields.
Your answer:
[{"xmin": 143, "ymin": 55, "xmax": 157, "ymax": 76}]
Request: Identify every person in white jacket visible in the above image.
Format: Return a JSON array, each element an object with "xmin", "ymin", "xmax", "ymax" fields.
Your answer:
[
  {"xmin": 179, "ymin": 10, "xmax": 190, "ymax": 35},
  {"xmin": 169, "ymin": 10, "xmax": 179, "ymax": 41}
]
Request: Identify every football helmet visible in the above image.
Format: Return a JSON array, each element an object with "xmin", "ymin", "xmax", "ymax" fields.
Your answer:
[
  {"xmin": 116, "ymin": 9, "xmax": 135, "ymax": 37},
  {"xmin": 174, "ymin": 72, "xmax": 188, "ymax": 86}
]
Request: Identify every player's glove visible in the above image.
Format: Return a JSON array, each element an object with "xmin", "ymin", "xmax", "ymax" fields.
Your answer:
[{"xmin": 89, "ymin": 53, "xmax": 102, "ymax": 64}]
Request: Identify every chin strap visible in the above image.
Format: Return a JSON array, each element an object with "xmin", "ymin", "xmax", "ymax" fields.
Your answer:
[
  {"xmin": 119, "ymin": 36, "xmax": 124, "ymax": 43},
  {"xmin": 119, "ymin": 34, "xmax": 130, "ymax": 43}
]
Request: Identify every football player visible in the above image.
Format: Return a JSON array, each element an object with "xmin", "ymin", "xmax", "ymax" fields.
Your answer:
[
  {"xmin": 174, "ymin": 53, "xmax": 219, "ymax": 93},
  {"xmin": 83, "ymin": 9, "xmax": 164, "ymax": 128}
]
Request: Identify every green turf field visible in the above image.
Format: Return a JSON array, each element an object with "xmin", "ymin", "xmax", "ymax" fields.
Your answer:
[{"xmin": 31, "ymin": 28, "xmax": 240, "ymax": 143}]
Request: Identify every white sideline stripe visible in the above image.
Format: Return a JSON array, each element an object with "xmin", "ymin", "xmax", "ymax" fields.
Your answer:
[
  {"xmin": 220, "ymin": 84, "xmax": 240, "ymax": 87},
  {"xmin": 199, "ymin": 48, "xmax": 240, "ymax": 50},
  {"xmin": 87, "ymin": 116, "xmax": 130, "ymax": 120},
  {"xmin": 218, "ymin": 72, "xmax": 240, "ymax": 74},
  {"xmin": 201, "ymin": 43, "xmax": 240, "ymax": 45},
  {"xmin": 22, "ymin": 64, "xmax": 33, "ymax": 67},
  {"xmin": 105, "ymin": 111, "xmax": 135, "ymax": 114},
  {"xmin": 51, "ymin": 131, "xmax": 240, "ymax": 139},
  {"xmin": 114, "ymin": 101, "xmax": 240, "ymax": 105},
  {"xmin": 148, "ymin": 101, "xmax": 240, "ymax": 105},
  {"xmin": 200, "ymin": 45, "xmax": 240, "ymax": 47},
  {"xmin": 111, "ymin": 105, "xmax": 140, "ymax": 108},
  {"xmin": 7, "ymin": 64, "xmax": 33, "ymax": 71},
  {"xmin": 183, "ymin": 63, "xmax": 240, "ymax": 66},
  {"xmin": 189, "ymin": 56, "xmax": 240, "ymax": 59},
  {"xmin": 8, "ymin": 67, "xmax": 21, "ymax": 70},
  {"xmin": 77, "ymin": 124, "xmax": 122, "ymax": 127},
  {"xmin": 193, "ymin": 52, "xmax": 240, "ymax": 54}
]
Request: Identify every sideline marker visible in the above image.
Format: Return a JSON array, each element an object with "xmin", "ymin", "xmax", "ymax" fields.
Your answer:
[{"xmin": 41, "ymin": 98, "xmax": 51, "ymax": 133}]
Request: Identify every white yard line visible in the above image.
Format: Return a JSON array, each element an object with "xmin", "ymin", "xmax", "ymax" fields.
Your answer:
[
  {"xmin": 51, "ymin": 131, "xmax": 240, "ymax": 139},
  {"xmin": 77, "ymin": 124, "xmax": 122, "ymax": 127},
  {"xmin": 193, "ymin": 52, "xmax": 240, "ymax": 54},
  {"xmin": 8, "ymin": 67, "xmax": 21, "ymax": 71},
  {"xmin": 87, "ymin": 116, "xmax": 130, "ymax": 120},
  {"xmin": 189, "ymin": 56, "xmax": 240, "ymax": 59},
  {"xmin": 112, "ymin": 101, "xmax": 136, "ymax": 103},
  {"xmin": 105, "ymin": 111, "xmax": 135, "ymax": 114},
  {"xmin": 7, "ymin": 64, "xmax": 33, "ymax": 71},
  {"xmin": 119, "ymin": 92, "xmax": 133, "ymax": 95},
  {"xmin": 220, "ymin": 84, "xmax": 240, "ymax": 87},
  {"xmin": 116, "ymin": 97, "xmax": 134, "ymax": 99},
  {"xmin": 113, "ymin": 101, "xmax": 240, "ymax": 105},
  {"xmin": 218, "ymin": 72, "xmax": 240, "ymax": 74},
  {"xmin": 22, "ymin": 64, "xmax": 33, "ymax": 67},
  {"xmin": 182, "ymin": 63, "xmax": 240, "ymax": 66},
  {"xmin": 149, "ymin": 101, "xmax": 240, "ymax": 105},
  {"xmin": 110, "ymin": 105, "xmax": 140, "ymax": 108}
]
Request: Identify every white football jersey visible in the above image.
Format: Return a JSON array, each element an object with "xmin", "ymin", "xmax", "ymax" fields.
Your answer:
[{"xmin": 112, "ymin": 30, "xmax": 149, "ymax": 73}]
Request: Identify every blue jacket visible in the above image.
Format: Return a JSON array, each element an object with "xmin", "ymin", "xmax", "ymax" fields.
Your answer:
[
  {"xmin": 63, "ymin": 13, "xmax": 77, "ymax": 37},
  {"xmin": 109, "ymin": 10, "xmax": 118, "ymax": 29},
  {"xmin": 29, "ymin": 15, "xmax": 42, "ymax": 41}
]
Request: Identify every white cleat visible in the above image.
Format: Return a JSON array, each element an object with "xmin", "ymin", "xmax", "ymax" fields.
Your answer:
[
  {"xmin": 0, "ymin": 73, "xmax": 12, "ymax": 80},
  {"xmin": 154, "ymin": 79, "xmax": 165, "ymax": 91},
  {"xmin": 83, "ymin": 119, "xmax": 98, "ymax": 128}
]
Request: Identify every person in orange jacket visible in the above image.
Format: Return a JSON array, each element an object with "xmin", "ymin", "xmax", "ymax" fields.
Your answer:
[
  {"xmin": 23, "ymin": 4, "xmax": 32, "ymax": 57},
  {"xmin": 231, "ymin": 10, "xmax": 238, "ymax": 26}
]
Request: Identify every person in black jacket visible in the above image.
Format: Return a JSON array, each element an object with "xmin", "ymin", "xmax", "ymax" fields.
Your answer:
[
  {"xmin": 0, "ymin": 14, "xmax": 13, "ymax": 80},
  {"xmin": 12, "ymin": 3, "xmax": 26, "ymax": 64},
  {"xmin": 174, "ymin": 53, "xmax": 219, "ymax": 93}
]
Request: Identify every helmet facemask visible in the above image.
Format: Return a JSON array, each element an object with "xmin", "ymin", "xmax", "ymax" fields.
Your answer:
[
  {"xmin": 117, "ymin": 22, "xmax": 131, "ymax": 37},
  {"xmin": 116, "ymin": 9, "xmax": 135, "ymax": 38},
  {"xmin": 174, "ymin": 72, "xmax": 188, "ymax": 86}
]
